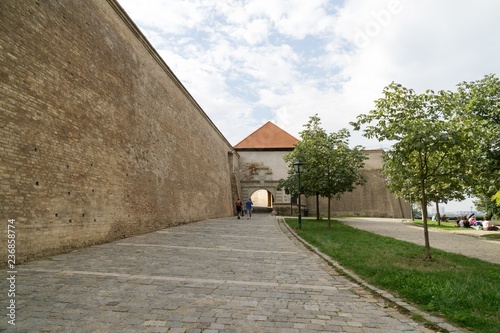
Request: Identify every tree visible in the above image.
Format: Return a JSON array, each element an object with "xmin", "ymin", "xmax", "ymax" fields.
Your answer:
[
  {"xmin": 474, "ymin": 195, "xmax": 500, "ymax": 220},
  {"xmin": 315, "ymin": 130, "xmax": 366, "ymax": 226},
  {"xmin": 455, "ymin": 74, "xmax": 500, "ymax": 215},
  {"xmin": 279, "ymin": 115, "xmax": 327, "ymax": 219},
  {"xmin": 351, "ymin": 83, "xmax": 474, "ymax": 260},
  {"xmin": 493, "ymin": 192, "xmax": 500, "ymax": 206},
  {"xmin": 282, "ymin": 115, "xmax": 366, "ymax": 226}
]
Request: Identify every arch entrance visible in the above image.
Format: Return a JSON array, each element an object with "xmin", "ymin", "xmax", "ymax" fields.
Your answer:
[{"xmin": 251, "ymin": 189, "xmax": 274, "ymax": 208}]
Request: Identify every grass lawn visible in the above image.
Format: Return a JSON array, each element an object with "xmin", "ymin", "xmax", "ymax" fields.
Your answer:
[
  {"xmin": 482, "ymin": 233, "xmax": 500, "ymax": 241},
  {"xmin": 285, "ymin": 218, "xmax": 500, "ymax": 333},
  {"xmin": 412, "ymin": 219, "xmax": 460, "ymax": 230},
  {"xmin": 412, "ymin": 219, "xmax": 500, "ymax": 241}
]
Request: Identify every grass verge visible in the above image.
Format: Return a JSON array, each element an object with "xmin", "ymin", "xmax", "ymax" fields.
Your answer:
[
  {"xmin": 411, "ymin": 219, "xmax": 500, "ymax": 241},
  {"xmin": 482, "ymin": 233, "xmax": 500, "ymax": 241},
  {"xmin": 412, "ymin": 219, "xmax": 460, "ymax": 230},
  {"xmin": 285, "ymin": 218, "xmax": 500, "ymax": 333}
]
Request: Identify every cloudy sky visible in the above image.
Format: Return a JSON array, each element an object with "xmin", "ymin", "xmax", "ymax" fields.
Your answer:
[{"xmin": 116, "ymin": 0, "xmax": 500, "ymax": 211}]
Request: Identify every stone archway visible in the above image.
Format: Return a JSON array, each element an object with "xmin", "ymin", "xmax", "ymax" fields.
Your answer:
[{"xmin": 251, "ymin": 189, "xmax": 275, "ymax": 207}]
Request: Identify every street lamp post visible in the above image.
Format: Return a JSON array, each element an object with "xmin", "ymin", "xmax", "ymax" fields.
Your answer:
[{"xmin": 293, "ymin": 160, "xmax": 305, "ymax": 229}]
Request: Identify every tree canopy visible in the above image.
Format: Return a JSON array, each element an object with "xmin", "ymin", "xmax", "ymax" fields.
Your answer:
[
  {"xmin": 455, "ymin": 74, "xmax": 500, "ymax": 217},
  {"xmin": 281, "ymin": 115, "xmax": 366, "ymax": 226}
]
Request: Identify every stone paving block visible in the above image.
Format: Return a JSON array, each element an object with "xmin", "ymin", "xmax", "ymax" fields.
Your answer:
[{"xmin": 0, "ymin": 214, "xmax": 469, "ymax": 332}]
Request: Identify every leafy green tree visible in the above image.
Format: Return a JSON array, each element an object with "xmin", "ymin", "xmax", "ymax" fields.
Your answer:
[
  {"xmin": 492, "ymin": 192, "xmax": 500, "ymax": 208},
  {"xmin": 351, "ymin": 83, "xmax": 474, "ymax": 259},
  {"xmin": 316, "ymin": 130, "xmax": 366, "ymax": 226},
  {"xmin": 279, "ymin": 115, "xmax": 326, "ymax": 219},
  {"xmin": 282, "ymin": 115, "xmax": 366, "ymax": 226},
  {"xmin": 474, "ymin": 195, "xmax": 500, "ymax": 220},
  {"xmin": 455, "ymin": 74, "xmax": 500, "ymax": 214},
  {"xmin": 294, "ymin": 115, "xmax": 329, "ymax": 219},
  {"xmin": 277, "ymin": 176, "xmax": 299, "ymax": 198}
]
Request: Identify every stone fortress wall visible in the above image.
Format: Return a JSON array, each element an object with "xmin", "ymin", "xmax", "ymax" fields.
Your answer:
[
  {"xmin": 0, "ymin": 0, "xmax": 239, "ymax": 264},
  {"xmin": 237, "ymin": 147, "xmax": 410, "ymax": 218},
  {"xmin": 307, "ymin": 150, "xmax": 411, "ymax": 218}
]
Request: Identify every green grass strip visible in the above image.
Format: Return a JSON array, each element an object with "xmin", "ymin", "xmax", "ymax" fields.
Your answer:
[
  {"xmin": 412, "ymin": 220, "xmax": 500, "ymax": 241},
  {"xmin": 285, "ymin": 218, "xmax": 500, "ymax": 333}
]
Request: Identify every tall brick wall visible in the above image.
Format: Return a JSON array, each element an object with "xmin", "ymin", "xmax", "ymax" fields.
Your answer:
[{"xmin": 0, "ymin": 0, "xmax": 237, "ymax": 264}]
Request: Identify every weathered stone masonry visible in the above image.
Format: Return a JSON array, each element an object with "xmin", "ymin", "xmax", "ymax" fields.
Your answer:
[{"xmin": 0, "ymin": 0, "xmax": 239, "ymax": 264}]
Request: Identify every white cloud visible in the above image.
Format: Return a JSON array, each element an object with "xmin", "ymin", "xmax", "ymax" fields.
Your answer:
[
  {"xmin": 119, "ymin": 0, "xmax": 210, "ymax": 34},
  {"xmin": 117, "ymin": 0, "xmax": 500, "ymax": 148},
  {"xmin": 229, "ymin": 18, "xmax": 270, "ymax": 45},
  {"xmin": 271, "ymin": 0, "xmax": 334, "ymax": 39},
  {"xmin": 339, "ymin": 0, "xmax": 500, "ymax": 92}
]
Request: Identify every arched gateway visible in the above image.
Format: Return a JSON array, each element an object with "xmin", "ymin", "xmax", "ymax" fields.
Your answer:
[
  {"xmin": 234, "ymin": 122, "xmax": 410, "ymax": 218},
  {"xmin": 234, "ymin": 122, "xmax": 296, "ymax": 210}
]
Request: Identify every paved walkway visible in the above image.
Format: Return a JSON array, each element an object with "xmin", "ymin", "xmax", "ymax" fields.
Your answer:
[
  {"xmin": 339, "ymin": 217, "xmax": 500, "ymax": 265},
  {"xmin": 0, "ymin": 214, "xmax": 457, "ymax": 333}
]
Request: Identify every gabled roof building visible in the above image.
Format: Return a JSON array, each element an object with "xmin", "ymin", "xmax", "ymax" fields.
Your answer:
[
  {"xmin": 234, "ymin": 122, "xmax": 297, "ymax": 208},
  {"xmin": 234, "ymin": 122, "xmax": 410, "ymax": 218},
  {"xmin": 234, "ymin": 121, "xmax": 298, "ymax": 150}
]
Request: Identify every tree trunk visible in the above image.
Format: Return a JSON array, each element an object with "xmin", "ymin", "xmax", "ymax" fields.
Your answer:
[
  {"xmin": 316, "ymin": 192, "xmax": 320, "ymax": 220},
  {"xmin": 420, "ymin": 178, "xmax": 432, "ymax": 260},
  {"xmin": 435, "ymin": 201, "xmax": 441, "ymax": 226},
  {"xmin": 410, "ymin": 194, "xmax": 414, "ymax": 221},
  {"xmin": 327, "ymin": 196, "xmax": 331, "ymax": 227}
]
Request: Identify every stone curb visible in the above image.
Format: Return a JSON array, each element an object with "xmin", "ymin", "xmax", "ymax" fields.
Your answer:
[{"xmin": 277, "ymin": 216, "xmax": 470, "ymax": 333}]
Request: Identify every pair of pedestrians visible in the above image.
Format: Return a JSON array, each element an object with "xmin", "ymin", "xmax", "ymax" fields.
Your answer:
[{"xmin": 235, "ymin": 198, "xmax": 253, "ymax": 219}]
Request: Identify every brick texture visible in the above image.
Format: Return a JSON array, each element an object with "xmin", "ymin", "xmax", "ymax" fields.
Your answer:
[{"xmin": 0, "ymin": 0, "xmax": 237, "ymax": 264}]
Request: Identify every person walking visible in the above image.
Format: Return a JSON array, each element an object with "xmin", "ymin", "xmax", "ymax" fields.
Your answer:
[
  {"xmin": 245, "ymin": 197, "xmax": 253, "ymax": 219},
  {"xmin": 235, "ymin": 198, "xmax": 242, "ymax": 219}
]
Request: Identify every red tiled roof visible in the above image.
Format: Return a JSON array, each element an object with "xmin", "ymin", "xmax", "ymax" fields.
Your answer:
[{"xmin": 234, "ymin": 121, "xmax": 298, "ymax": 149}]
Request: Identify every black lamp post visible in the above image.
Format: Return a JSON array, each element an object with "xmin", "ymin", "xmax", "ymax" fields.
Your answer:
[{"xmin": 293, "ymin": 160, "xmax": 305, "ymax": 229}]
